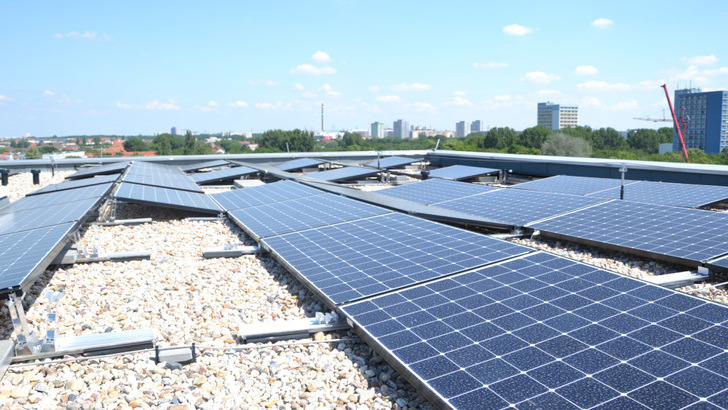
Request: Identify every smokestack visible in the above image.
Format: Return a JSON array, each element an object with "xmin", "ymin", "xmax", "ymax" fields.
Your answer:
[{"xmin": 321, "ymin": 102, "xmax": 325, "ymax": 131}]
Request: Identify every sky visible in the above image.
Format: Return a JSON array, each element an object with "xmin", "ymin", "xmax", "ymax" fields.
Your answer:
[{"xmin": 1, "ymin": 1, "xmax": 727, "ymax": 137}]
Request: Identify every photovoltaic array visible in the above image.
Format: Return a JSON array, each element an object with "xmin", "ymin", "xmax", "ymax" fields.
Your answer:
[
  {"xmin": 427, "ymin": 165, "xmax": 499, "ymax": 181},
  {"xmin": 179, "ymin": 160, "xmax": 231, "ymax": 173},
  {"xmin": 0, "ymin": 198, "xmax": 100, "ymax": 236},
  {"xmin": 27, "ymin": 174, "xmax": 119, "ymax": 196},
  {"xmin": 274, "ymin": 158, "xmax": 324, "ymax": 172},
  {"xmin": 211, "ymin": 180, "xmax": 323, "ymax": 211},
  {"xmin": 587, "ymin": 180, "xmax": 728, "ymax": 208},
  {"xmin": 511, "ymin": 175, "xmax": 638, "ymax": 196},
  {"xmin": 189, "ymin": 166, "xmax": 258, "ymax": 184},
  {"xmin": 122, "ymin": 162, "xmax": 202, "ymax": 193},
  {"xmin": 114, "ymin": 183, "xmax": 222, "ymax": 214},
  {"xmin": 306, "ymin": 166, "xmax": 380, "ymax": 182},
  {"xmin": 66, "ymin": 162, "xmax": 129, "ymax": 180},
  {"xmin": 363, "ymin": 156, "xmax": 420, "ymax": 169},
  {"xmin": 527, "ymin": 200, "xmax": 728, "ymax": 265},
  {"xmin": 1, "ymin": 183, "xmax": 113, "ymax": 214},
  {"xmin": 375, "ymin": 179, "xmax": 497, "ymax": 205},
  {"xmin": 228, "ymin": 193, "xmax": 391, "ymax": 240},
  {"xmin": 342, "ymin": 251, "xmax": 728, "ymax": 409},
  {"xmin": 262, "ymin": 212, "xmax": 531, "ymax": 306}
]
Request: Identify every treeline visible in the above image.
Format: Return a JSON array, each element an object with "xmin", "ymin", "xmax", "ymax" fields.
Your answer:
[{"xmin": 123, "ymin": 131, "xmax": 213, "ymax": 155}]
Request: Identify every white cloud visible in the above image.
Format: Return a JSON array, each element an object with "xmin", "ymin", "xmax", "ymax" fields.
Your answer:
[
  {"xmin": 368, "ymin": 86, "xmax": 380, "ymax": 93},
  {"xmin": 577, "ymin": 80, "xmax": 630, "ymax": 91},
  {"xmin": 453, "ymin": 91, "xmax": 467, "ymax": 96},
  {"xmin": 591, "ymin": 18, "xmax": 614, "ymax": 29},
  {"xmin": 684, "ymin": 54, "xmax": 719, "ymax": 66},
  {"xmin": 145, "ymin": 100, "xmax": 180, "ymax": 110},
  {"xmin": 254, "ymin": 102, "xmax": 290, "ymax": 110},
  {"xmin": 301, "ymin": 91, "xmax": 317, "ymax": 98},
  {"xmin": 480, "ymin": 94, "xmax": 529, "ymax": 110},
  {"xmin": 494, "ymin": 95, "xmax": 512, "ymax": 102},
  {"xmin": 537, "ymin": 89, "xmax": 562, "ymax": 97},
  {"xmin": 0, "ymin": 94, "xmax": 13, "ymax": 102},
  {"xmin": 197, "ymin": 106, "xmax": 213, "ymax": 113},
  {"xmin": 392, "ymin": 82, "xmax": 432, "ymax": 92},
  {"xmin": 473, "ymin": 62, "xmax": 508, "ymax": 69},
  {"xmin": 312, "ymin": 51, "xmax": 331, "ymax": 63},
  {"xmin": 361, "ymin": 102, "xmax": 382, "ymax": 113},
  {"xmin": 115, "ymin": 102, "xmax": 132, "ymax": 109},
  {"xmin": 43, "ymin": 90, "xmax": 55, "ymax": 96},
  {"xmin": 294, "ymin": 83, "xmax": 305, "ymax": 90},
  {"xmin": 574, "ymin": 65, "xmax": 598, "ymax": 76},
  {"xmin": 321, "ymin": 84, "xmax": 340, "ymax": 97},
  {"xmin": 53, "ymin": 31, "xmax": 113, "ymax": 41},
  {"xmin": 580, "ymin": 97, "xmax": 639, "ymax": 111},
  {"xmin": 522, "ymin": 71, "xmax": 561, "ymax": 83},
  {"xmin": 249, "ymin": 79, "xmax": 279, "ymax": 86},
  {"xmin": 208, "ymin": 101, "xmax": 219, "ymax": 107},
  {"xmin": 503, "ymin": 24, "xmax": 533, "ymax": 36},
  {"xmin": 227, "ymin": 101, "xmax": 248, "ymax": 108},
  {"xmin": 444, "ymin": 96, "xmax": 472, "ymax": 107},
  {"xmin": 404, "ymin": 102, "xmax": 436, "ymax": 113},
  {"xmin": 581, "ymin": 97, "xmax": 602, "ymax": 107},
  {"xmin": 376, "ymin": 95, "xmax": 402, "ymax": 103},
  {"xmin": 289, "ymin": 64, "xmax": 337, "ymax": 75}
]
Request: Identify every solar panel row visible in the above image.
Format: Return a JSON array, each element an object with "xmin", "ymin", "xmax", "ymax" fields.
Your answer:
[
  {"xmin": 428, "ymin": 165, "xmax": 499, "ymax": 181},
  {"xmin": 342, "ymin": 251, "xmax": 728, "ymax": 410},
  {"xmin": 1, "ymin": 183, "xmax": 113, "ymax": 215},
  {"xmin": 179, "ymin": 160, "xmax": 231, "ymax": 173},
  {"xmin": 114, "ymin": 183, "xmax": 222, "ymax": 214},
  {"xmin": 274, "ymin": 158, "xmax": 325, "ymax": 172},
  {"xmin": 363, "ymin": 156, "xmax": 420, "ymax": 169},
  {"xmin": 123, "ymin": 162, "xmax": 202, "ymax": 193},
  {"xmin": 66, "ymin": 161, "xmax": 129, "ymax": 180},
  {"xmin": 511, "ymin": 175, "xmax": 637, "ymax": 197},
  {"xmin": 189, "ymin": 166, "xmax": 258, "ymax": 184},
  {"xmin": 211, "ymin": 180, "xmax": 323, "ymax": 211},
  {"xmin": 376, "ymin": 179, "xmax": 497, "ymax": 205},
  {"xmin": 27, "ymin": 174, "xmax": 119, "ymax": 196},
  {"xmin": 306, "ymin": 166, "xmax": 380, "ymax": 182}
]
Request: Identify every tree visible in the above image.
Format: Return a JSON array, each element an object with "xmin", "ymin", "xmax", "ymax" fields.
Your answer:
[
  {"xmin": 123, "ymin": 137, "xmax": 149, "ymax": 152},
  {"xmin": 259, "ymin": 129, "xmax": 315, "ymax": 152},
  {"xmin": 183, "ymin": 131, "xmax": 195, "ymax": 155},
  {"xmin": 518, "ymin": 126, "xmax": 551, "ymax": 149},
  {"xmin": 627, "ymin": 129, "xmax": 662, "ymax": 154},
  {"xmin": 342, "ymin": 132, "xmax": 363, "ymax": 147},
  {"xmin": 154, "ymin": 134, "xmax": 172, "ymax": 155},
  {"xmin": 541, "ymin": 133, "xmax": 592, "ymax": 157},
  {"xmin": 25, "ymin": 148, "xmax": 40, "ymax": 159},
  {"xmin": 93, "ymin": 137, "xmax": 101, "ymax": 147},
  {"xmin": 591, "ymin": 127, "xmax": 626, "ymax": 150},
  {"xmin": 481, "ymin": 127, "xmax": 517, "ymax": 149}
]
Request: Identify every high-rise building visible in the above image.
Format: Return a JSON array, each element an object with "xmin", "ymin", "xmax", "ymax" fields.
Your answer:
[
  {"xmin": 672, "ymin": 88, "xmax": 728, "ymax": 154},
  {"xmin": 171, "ymin": 127, "xmax": 178, "ymax": 135},
  {"xmin": 537, "ymin": 102, "xmax": 578, "ymax": 131},
  {"xmin": 471, "ymin": 120, "xmax": 484, "ymax": 134},
  {"xmin": 393, "ymin": 119, "xmax": 409, "ymax": 138},
  {"xmin": 456, "ymin": 121, "xmax": 471, "ymax": 137},
  {"xmin": 371, "ymin": 122, "xmax": 385, "ymax": 138}
]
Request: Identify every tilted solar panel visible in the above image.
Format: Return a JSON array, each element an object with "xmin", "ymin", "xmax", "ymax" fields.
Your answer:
[
  {"xmin": 511, "ymin": 175, "xmax": 638, "ymax": 196},
  {"xmin": 434, "ymin": 189, "xmax": 607, "ymax": 227},
  {"xmin": 428, "ymin": 165, "xmax": 499, "ymax": 181},
  {"xmin": 114, "ymin": 183, "xmax": 222, "ymax": 214},
  {"xmin": 363, "ymin": 156, "xmax": 420, "ymax": 169},
  {"xmin": 211, "ymin": 180, "xmax": 323, "ymax": 211},
  {"xmin": 342, "ymin": 251, "xmax": 728, "ymax": 409},
  {"xmin": 179, "ymin": 160, "xmax": 231, "ymax": 173},
  {"xmin": 66, "ymin": 162, "xmax": 129, "ymax": 180},
  {"xmin": 27, "ymin": 174, "xmax": 119, "ymax": 196},
  {"xmin": 527, "ymin": 200, "xmax": 728, "ymax": 265},
  {"xmin": 587, "ymin": 180, "xmax": 728, "ymax": 208},
  {"xmin": 275, "ymin": 158, "xmax": 324, "ymax": 172},
  {"xmin": 228, "ymin": 193, "xmax": 392, "ymax": 240},
  {"xmin": 307, "ymin": 166, "xmax": 380, "ymax": 182},
  {"xmin": 375, "ymin": 179, "xmax": 497, "ymax": 205},
  {"xmin": 0, "ymin": 223, "xmax": 76, "ymax": 297},
  {"xmin": 0, "ymin": 183, "xmax": 112, "ymax": 215},
  {"xmin": 262, "ymin": 212, "xmax": 531, "ymax": 306},
  {"xmin": 123, "ymin": 162, "xmax": 202, "ymax": 193},
  {"xmin": 190, "ymin": 166, "xmax": 257, "ymax": 184},
  {"xmin": 0, "ymin": 198, "xmax": 100, "ymax": 236}
]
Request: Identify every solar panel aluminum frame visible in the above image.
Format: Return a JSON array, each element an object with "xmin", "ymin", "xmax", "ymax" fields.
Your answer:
[{"xmin": 114, "ymin": 183, "xmax": 222, "ymax": 215}]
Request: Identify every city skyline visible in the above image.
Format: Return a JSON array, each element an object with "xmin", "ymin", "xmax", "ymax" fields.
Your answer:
[{"xmin": 1, "ymin": 1, "xmax": 726, "ymax": 137}]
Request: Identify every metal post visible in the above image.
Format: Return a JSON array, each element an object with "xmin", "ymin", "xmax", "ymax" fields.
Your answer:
[
  {"xmin": 0, "ymin": 169, "xmax": 8, "ymax": 186},
  {"xmin": 7, "ymin": 295, "xmax": 41, "ymax": 355},
  {"xmin": 31, "ymin": 169, "xmax": 41, "ymax": 185},
  {"xmin": 619, "ymin": 164, "xmax": 628, "ymax": 200}
]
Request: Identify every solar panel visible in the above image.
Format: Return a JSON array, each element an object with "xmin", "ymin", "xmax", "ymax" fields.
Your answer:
[
  {"xmin": 27, "ymin": 174, "xmax": 119, "ymax": 196},
  {"xmin": 0, "ymin": 223, "xmax": 76, "ymax": 296},
  {"xmin": 434, "ymin": 189, "xmax": 607, "ymax": 227},
  {"xmin": 0, "ymin": 198, "xmax": 100, "ymax": 236},
  {"xmin": 275, "ymin": 158, "xmax": 324, "ymax": 172},
  {"xmin": 528, "ymin": 200, "xmax": 728, "ymax": 264},
  {"xmin": 307, "ymin": 166, "xmax": 380, "ymax": 182},
  {"xmin": 708, "ymin": 255, "xmax": 728, "ymax": 272},
  {"xmin": 428, "ymin": 165, "xmax": 499, "ymax": 181},
  {"xmin": 0, "ymin": 183, "xmax": 112, "ymax": 215},
  {"xmin": 114, "ymin": 183, "xmax": 222, "ymax": 214},
  {"xmin": 376, "ymin": 179, "xmax": 499, "ymax": 205},
  {"xmin": 180, "ymin": 160, "xmax": 231, "ymax": 173},
  {"xmin": 511, "ymin": 175, "xmax": 639, "ymax": 196},
  {"xmin": 190, "ymin": 166, "xmax": 258, "ymax": 184},
  {"xmin": 363, "ymin": 156, "xmax": 420, "ymax": 169},
  {"xmin": 587, "ymin": 180, "xmax": 728, "ymax": 208},
  {"xmin": 228, "ymin": 193, "xmax": 392, "ymax": 240},
  {"xmin": 342, "ymin": 251, "xmax": 728, "ymax": 410},
  {"xmin": 66, "ymin": 162, "xmax": 129, "ymax": 180},
  {"xmin": 211, "ymin": 180, "xmax": 323, "ymax": 212},
  {"xmin": 262, "ymin": 212, "xmax": 531, "ymax": 306},
  {"xmin": 123, "ymin": 162, "xmax": 202, "ymax": 193}
]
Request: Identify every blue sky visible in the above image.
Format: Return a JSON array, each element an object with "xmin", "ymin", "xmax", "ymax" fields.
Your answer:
[{"xmin": 1, "ymin": 1, "xmax": 726, "ymax": 137}]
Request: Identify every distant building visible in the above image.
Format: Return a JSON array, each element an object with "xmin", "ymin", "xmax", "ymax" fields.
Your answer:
[
  {"xmin": 537, "ymin": 102, "xmax": 578, "ymax": 131},
  {"xmin": 393, "ymin": 119, "xmax": 409, "ymax": 138},
  {"xmin": 349, "ymin": 129, "xmax": 371, "ymax": 138},
  {"xmin": 371, "ymin": 122, "xmax": 385, "ymax": 138},
  {"xmin": 171, "ymin": 127, "xmax": 178, "ymax": 135},
  {"xmin": 456, "ymin": 121, "xmax": 471, "ymax": 138},
  {"xmin": 672, "ymin": 88, "xmax": 728, "ymax": 154},
  {"xmin": 471, "ymin": 120, "xmax": 485, "ymax": 134}
]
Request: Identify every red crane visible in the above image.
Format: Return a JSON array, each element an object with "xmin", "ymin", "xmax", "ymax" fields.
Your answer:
[{"xmin": 662, "ymin": 84, "xmax": 690, "ymax": 162}]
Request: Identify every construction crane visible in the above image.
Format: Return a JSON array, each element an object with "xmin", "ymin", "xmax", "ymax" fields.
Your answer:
[
  {"xmin": 662, "ymin": 84, "xmax": 690, "ymax": 162},
  {"xmin": 633, "ymin": 109, "xmax": 671, "ymax": 123}
]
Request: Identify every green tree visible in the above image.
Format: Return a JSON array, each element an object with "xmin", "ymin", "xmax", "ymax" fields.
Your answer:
[
  {"xmin": 93, "ymin": 136, "xmax": 101, "ymax": 147},
  {"xmin": 123, "ymin": 137, "xmax": 149, "ymax": 152},
  {"xmin": 591, "ymin": 127, "xmax": 626, "ymax": 150},
  {"xmin": 25, "ymin": 148, "xmax": 40, "ymax": 159},
  {"xmin": 342, "ymin": 132, "xmax": 363, "ymax": 147},
  {"xmin": 259, "ymin": 129, "xmax": 315, "ymax": 152},
  {"xmin": 518, "ymin": 126, "xmax": 551, "ymax": 149},
  {"xmin": 481, "ymin": 127, "xmax": 517, "ymax": 149},
  {"xmin": 154, "ymin": 134, "xmax": 173, "ymax": 155},
  {"xmin": 39, "ymin": 146, "xmax": 58, "ymax": 154},
  {"xmin": 541, "ymin": 133, "xmax": 593, "ymax": 157},
  {"xmin": 627, "ymin": 129, "xmax": 663, "ymax": 154},
  {"xmin": 183, "ymin": 131, "xmax": 195, "ymax": 155}
]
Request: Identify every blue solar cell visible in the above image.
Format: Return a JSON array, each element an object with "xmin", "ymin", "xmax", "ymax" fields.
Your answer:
[
  {"xmin": 67, "ymin": 162, "xmax": 129, "ymax": 180},
  {"xmin": 434, "ymin": 189, "xmax": 606, "ymax": 227},
  {"xmin": 122, "ymin": 162, "xmax": 202, "ymax": 193},
  {"xmin": 1, "ymin": 184, "xmax": 112, "ymax": 215},
  {"xmin": 363, "ymin": 156, "xmax": 420, "ymax": 169},
  {"xmin": 189, "ymin": 166, "xmax": 257, "ymax": 184},
  {"xmin": 527, "ymin": 200, "xmax": 728, "ymax": 264},
  {"xmin": 511, "ymin": 175, "xmax": 638, "ymax": 196},
  {"xmin": 274, "ymin": 158, "xmax": 324, "ymax": 172},
  {"xmin": 27, "ymin": 174, "xmax": 119, "ymax": 196},
  {"xmin": 428, "ymin": 165, "xmax": 499, "ymax": 181},
  {"xmin": 341, "ymin": 252, "xmax": 728, "ymax": 409},
  {"xmin": 263, "ymin": 212, "xmax": 530, "ymax": 306},
  {"xmin": 587, "ymin": 180, "xmax": 728, "ymax": 208},
  {"xmin": 375, "ymin": 178, "xmax": 498, "ymax": 205},
  {"xmin": 306, "ymin": 166, "xmax": 379, "ymax": 182},
  {"xmin": 180, "ymin": 160, "xmax": 231, "ymax": 172},
  {"xmin": 228, "ymin": 193, "xmax": 391, "ymax": 239},
  {"xmin": 211, "ymin": 180, "xmax": 323, "ymax": 211},
  {"xmin": 0, "ymin": 223, "xmax": 76, "ymax": 295},
  {"xmin": 114, "ymin": 183, "xmax": 222, "ymax": 214},
  {"xmin": 0, "ymin": 198, "xmax": 100, "ymax": 236}
]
